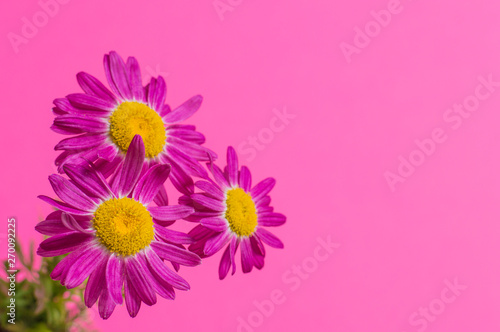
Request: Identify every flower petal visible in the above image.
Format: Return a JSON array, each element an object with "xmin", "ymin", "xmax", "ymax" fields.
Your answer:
[
  {"xmin": 48, "ymin": 174, "xmax": 96, "ymax": 211},
  {"xmin": 252, "ymin": 249, "xmax": 265, "ymax": 270},
  {"xmin": 226, "ymin": 146, "xmax": 239, "ymax": 187},
  {"xmin": 136, "ymin": 252, "xmax": 175, "ymax": 300},
  {"xmin": 97, "ymin": 145, "xmax": 119, "ymax": 162},
  {"xmin": 51, "ymin": 124, "xmax": 85, "ymax": 135},
  {"xmin": 256, "ymin": 228, "xmax": 284, "ymax": 248},
  {"xmin": 164, "ymin": 145, "xmax": 208, "ymax": 179},
  {"xmin": 183, "ymin": 210, "xmax": 222, "ymax": 222},
  {"xmin": 160, "ymin": 104, "xmax": 171, "ymax": 117},
  {"xmin": 239, "ymin": 166, "xmax": 252, "ymax": 192},
  {"xmin": 153, "ymin": 184, "xmax": 169, "ymax": 206},
  {"xmin": 104, "ymin": 51, "xmax": 132, "ymax": 100},
  {"xmin": 93, "ymin": 154, "xmax": 123, "ymax": 179},
  {"xmin": 84, "ymin": 257, "xmax": 108, "ymax": 308},
  {"xmin": 124, "ymin": 278, "xmax": 141, "ymax": 318},
  {"xmin": 53, "ymin": 98, "xmax": 80, "ymax": 114},
  {"xmin": 66, "ymin": 93, "xmax": 116, "ymax": 112},
  {"xmin": 150, "ymin": 241, "xmax": 201, "ymax": 267},
  {"xmin": 166, "ymin": 124, "xmax": 196, "ymax": 131},
  {"xmin": 171, "ymin": 262, "xmax": 180, "ymax": 272},
  {"xmin": 55, "ymin": 133, "xmax": 107, "ymax": 151},
  {"xmin": 36, "ymin": 211, "xmax": 91, "ymax": 236},
  {"xmin": 126, "ymin": 57, "xmax": 144, "ymax": 101},
  {"xmin": 35, "ymin": 219, "xmax": 69, "ymax": 235},
  {"xmin": 240, "ymin": 238, "xmax": 254, "ymax": 273},
  {"xmin": 125, "ymin": 258, "xmax": 156, "ymax": 306},
  {"xmin": 166, "ymin": 161, "xmax": 194, "ymax": 196},
  {"xmin": 250, "ymin": 233, "xmax": 266, "ymax": 256},
  {"xmin": 63, "ymin": 163, "xmax": 113, "ymax": 201},
  {"xmin": 150, "ymin": 275, "xmax": 176, "ymax": 300},
  {"xmin": 163, "ymin": 95, "xmax": 202, "ymax": 124},
  {"xmin": 188, "ymin": 224, "xmax": 215, "ymax": 241},
  {"xmin": 200, "ymin": 217, "xmax": 228, "ymax": 232},
  {"xmin": 146, "ymin": 76, "xmax": 166, "ymax": 111},
  {"xmin": 53, "ymin": 115, "xmax": 108, "ymax": 134},
  {"xmin": 258, "ymin": 212, "xmax": 286, "ymax": 227},
  {"xmin": 256, "ymin": 196, "xmax": 271, "ymax": 208},
  {"xmin": 145, "ymin": 249, "xmax": 190, "ymax": 291},
  {"xmin": 38, "ymin": 195, "xmax": 91, "ymax": 216},
  {"xmin": 218, "ymin": 244, "xmax": 231, "ymax": 280},
  {"xmin": 204, "ymin": 231, "xmax": 232, "ymax": 256},
  {"xmin": 51, "ymin": 242, "xmax": 94, "ymax": 281},
  {"xmin": 61, "ymin": 212, "xmax": 92, "ymax": 233},
  {"xmin": 154, "ymin": 225, "xmax": 194, "ymax": 244},
  {"xmin": 55, "ymin": 149, "xmax": 96, "ymax": 171},
  {"xmin": 195, "ymin": 180, "xmax": 225, "ymax": 200},
  {"xmin": 116, "ymin": 135, "xmax": 145, "ymax": 197},
  {"xmin": 166, "ymin": 126, "xmax": 205, "ymax": 144},
  {"xmin": 106, "ymin": 255, "xmax": 124, "ymax": 305},
  {"xmin": 250, "ymin": 178, "xmax": 276, "ymax": 202},
  {"xmin": 167, "ymin": 136, "xmax": 215, "ymax": 161},
  {"xmin": 38, "ymin": 231, "xmax": 93, "ymax": 257},
  {"xmin": 207, "ymin": 163, "xmax": 230, "ymax": 190},
  {"xmin": 64, "ymin": 245, "xmax": 107, "ymax": 289},
  {"xmin": 98, "ymin": 285, "xmax": 116, "ymax": 320},
  {"xmin": 76, "ymin": 71, "xmax": 118, "ymax": 105},
  {"xmin": 149, "ymin": 205, "xmax": 194, "ymax": 224},
  {"xmin": 258, "ymin": 206, "xmax": 274, "ymax": 214},
  {"xmin": 191, "ymin": 194, "xmax": 225, "ymax": 212},
  {"xmin": 133, "ymin": 164, "xmax": 171, "ymax": 205},
  {"xmin": 230, "ymin": 237, "xmax": 239, "ymax": 275}
]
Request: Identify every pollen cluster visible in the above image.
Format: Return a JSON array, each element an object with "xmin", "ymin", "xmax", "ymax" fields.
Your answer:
[
  {"xmin": 109, "ymin": 101, "xmax": 166, "ymax": 158},
  {"xmin": 92, "ymin": 197, "xmax": 155, "ymax": 256},
  {"xmin": 224, "ymin": 188, "xmax": 258, "ymax": 237}
]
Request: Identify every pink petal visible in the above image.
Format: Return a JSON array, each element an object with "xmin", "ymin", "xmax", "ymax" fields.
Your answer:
[
  {"xmin": 106, "ymin": 255, "xmax": 124, "ymax": 305},
  {"xmin": 163, "ymin": 95, "xmax": 202, "ymax": 123},
  {"xmin": 150, "ymin": 241, "xmax": 201, "ymax": 266},
  {"xmin": 133, "ymin": 164, "xmax": 171, "ymax": 205},
  {"xmin": 115, "ymin": 135, "xmax": 145, "ymax": 197},
  {"xmin": 204, "ymin": 231, "xmax": 232, "ymax": 256}
]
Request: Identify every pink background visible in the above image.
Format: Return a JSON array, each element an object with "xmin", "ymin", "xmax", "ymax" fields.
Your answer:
[{"xmin": 2, "ymin": 0, "xmax": 500, "ymax": 331}]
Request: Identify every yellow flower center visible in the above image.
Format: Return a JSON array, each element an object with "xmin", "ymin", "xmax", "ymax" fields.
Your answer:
[
  {"xmin": 92, "ymin": 197, "xmax": 154, "ymax": 256},
  {"xmin": 109, "ymin": 101, "xmax": 166, "ymax": 158},
  {"xmin": 224, "ymin": 188, "xmax": 257, "ymax": 237}
]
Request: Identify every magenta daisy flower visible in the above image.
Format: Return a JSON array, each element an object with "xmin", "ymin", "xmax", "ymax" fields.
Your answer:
[
  {"xmin": 51, "ymin": 51, "xmax": 215, "ymax": 193},
  {"xmin": 36, "ymin": 135, "xmax": 201, "ymax": 319},
  {"xmin": 182, "ymin": 146, "xmax": 286, "ymax": 280}
]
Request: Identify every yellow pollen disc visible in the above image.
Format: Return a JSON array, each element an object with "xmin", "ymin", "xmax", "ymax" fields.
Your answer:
[
  {"xmin": 92, "ymin": 197, "xmax": 154, "ymax": 256},
  {"xmin": 109, "ymin": 101, "xmax": 166, "ymax": 158},
  {"xmin": 225, "ymin": 188, "xmax": 258, "ymax": 237}
]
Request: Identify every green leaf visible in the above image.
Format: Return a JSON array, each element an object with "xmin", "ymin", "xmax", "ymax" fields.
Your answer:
[{"xmin": 1, "ymin": 238, "xmax": 98, "ymax": 332}]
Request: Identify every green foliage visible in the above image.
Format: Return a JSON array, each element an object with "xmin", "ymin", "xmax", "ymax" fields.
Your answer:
[{"xmin": 1, "ymin": 241, "xmax": 97, "ymax": 332}]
